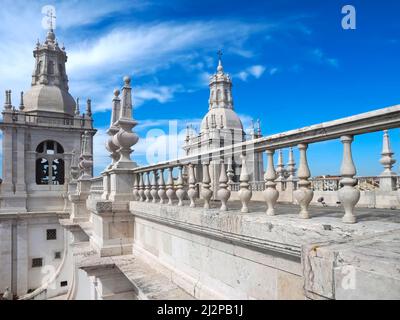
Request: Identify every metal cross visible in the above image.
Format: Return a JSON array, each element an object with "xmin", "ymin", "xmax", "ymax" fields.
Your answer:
[
  {"xmin": 217, "ymin": 49, "xmax": 223, "ymax": 61},
  {"xmin": 47, "ymin": 9, "xmax": 56, "ymax": 30}
]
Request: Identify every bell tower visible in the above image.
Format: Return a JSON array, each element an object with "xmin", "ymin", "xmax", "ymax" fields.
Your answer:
[{"xmin": 0, "ymin": 27, "xmax": 96, "ymax": 213}]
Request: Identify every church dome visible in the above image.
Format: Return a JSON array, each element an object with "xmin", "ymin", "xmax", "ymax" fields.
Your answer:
[
  {"xmin": 201, "ymin": 107, "xmax": 243, "ymax": 132},
  {"xmin": 23, "ymin": 85, "xmax": 76, "ymax": 115}
]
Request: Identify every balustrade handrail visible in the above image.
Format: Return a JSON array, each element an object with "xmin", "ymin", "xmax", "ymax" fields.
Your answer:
[{"xmin": 131, "ymin": 105, "xmax": 400, "ymax": 173}]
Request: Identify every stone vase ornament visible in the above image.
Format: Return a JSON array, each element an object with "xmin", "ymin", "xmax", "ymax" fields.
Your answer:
[
  {"xmin": 201, "ymin": 162, "xmax": 213, "ymax": 209},
  {"xmin": 217, "ymin": 161, "xmax": 231, "ymax": 211},
  {"xmin": 112, "ymin": 77, "xmax": 139, "ymax": 169},
  {"xmin": 263, "ymin": 150, "xmax": 279, "ymax": 216},
  {"xmin": 293, "ymin": 143, "xmax": 313, "ymax": 219},
  {"xmin": 338, "ymin": 135, "xmax": 360, "ymax": 223},
  {"xmin": 176, "ymin": 166, "xmax": 186, "ymax": 206},
  {"xmin": 187, "ymin": 164, "xmax": 197, "ymax": 208},
  {"xmin": 238, "ymin": 155, "xmax": 252, "ymax": 213}
]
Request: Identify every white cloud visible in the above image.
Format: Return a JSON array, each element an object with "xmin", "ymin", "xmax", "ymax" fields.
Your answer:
[
  {"xmin": 311, "ymin": 48, "xmax": 339, "ymax": 68},
  {"xmin": 235, "ymin": 65, "xmax": 271, "ymax": 82}
]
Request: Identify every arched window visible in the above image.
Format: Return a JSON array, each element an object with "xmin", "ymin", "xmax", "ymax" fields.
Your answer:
[{"xmin": 36, "ymin": 141, "xmax": 65, "ymax": 185}]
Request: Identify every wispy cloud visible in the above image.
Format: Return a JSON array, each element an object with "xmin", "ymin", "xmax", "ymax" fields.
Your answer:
[
  {"xmin": 311, "ymin": 48, "xmax": 339, "ymax": 68},
  {"xmin": 235, "ymin": 65, "xmax": 274, "ymax": 81}
]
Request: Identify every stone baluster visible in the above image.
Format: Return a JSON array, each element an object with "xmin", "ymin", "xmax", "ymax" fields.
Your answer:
[
  {"xmin": 217, "ymin": 160, "xmax": 231, "ymax": 211},
  {"xmin": 293, "ymin": 144, "xmax": 313, "ymax": 219},
  {"xmin": 286, "ymin": 147, "xmax": 297, "ymax": 192},
  {"xmin": 338, "ymin": 135, "xmax": 360, "ymax": 223},
  {"xmin": 138, "ymin": 172, "xmax": 145, "ymax": 202},
  {"xmin": 187, "ymin": 164, "xmax": 197, "ymax": 208},
  {"xmin": 151, "ymin": 170, "xmax": 159, "ymax": 203},
  {"xmin": 166, "ymin": 167, "xmax": 175, "ymax": 205},
  {"xmin": 238, "ymin": 155, "xmax": 252, "ymax": 213},
  {"xmin": 379, "ymin": 130, "xmax": 396, "ymax": 191},
  {"xmin": 176, "ymin": 166, "xmax": 186, "ymax": 206},
  {"xmin": 263, "ymin": 150, "xmax": 279, "ymax": 216},
  {"xmin": 275, "ymin": 149, "xmax": 285, "ymax": 191},
  {"xmin": 133, "ymin": 173, "xmax": 140, "ymax": 201},
  {"xmin": 144, "ymin": 172, "xmax": 151, "ymax": 202},
  {"xmin": 201, "ymin": 162, "xmax": 213, "ymax": 209},
  {"xmin": 158, "ymin": 169, "xmax": 166, "ymax": 204}
]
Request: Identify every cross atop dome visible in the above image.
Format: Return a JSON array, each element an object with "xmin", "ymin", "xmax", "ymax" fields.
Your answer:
[{"xmin": 217, "ymin": 49, "xmax": 224, "ymax": 73}]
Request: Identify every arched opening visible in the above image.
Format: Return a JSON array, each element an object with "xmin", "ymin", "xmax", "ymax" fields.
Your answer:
[
  {"xmin": 35, "ymin": 141, "xmax": 65, "ymax": 185},
  {"xmin": 48, "ymin": 61, "xmax": 55, "ymax": 75}
]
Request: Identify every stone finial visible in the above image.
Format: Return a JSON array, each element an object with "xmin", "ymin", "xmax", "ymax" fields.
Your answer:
[
  {"xmin": 86, "ymin": 99, "xmax": 92, "ymax": 118},
  {"xmin": 217, "ymin": 160, "xmax": 231, "ymax": 211},
  {"xmin": 150, "ymin": 170, "xmax": 159, "ymax": 203},
  {"xmin": 133, "ymin": 173, "xmax": 140, "ymax": 201},
  {"xmin": 19, "ymin": 91, "xmax": 25, "ymax": 111},
  {"xmin": 380, "ymin": 130, "xmax": 396, "ymax": 175},
  {"xmin": 4, "ymin": 90, "xmax": 12, "ymax": 110},
  {"xmin": 138, "ymin": 173, "xmax": 145, "ymax": 202},
  {"xmin": 201, "ymin": 162, "xmax": 213, "ymax": 209},
  {"xmin": 263, "ymin": 150, "xmax": 279, "ymax": 216},
  {"xmin": 238, "ymin": 155, "xmax": 252, "ymax": 213},
  {"xmin": 158, "ymin": 169, "xmax": 167, "ymax": 204},
  {"xmin": 275, "ymin": 149, "xmax": 285, "ymax": 191},
  {"xmin": 75, "ymin": 98, "xmax": 80, "ymax": 116},
  {"xmin": 187, "ymin": 164, "xmax": 197, "ymax": 208},
  {"xmin": 144, "ymin": 172, "xmax": 151, "ymax": 202},
  {"xmin": 112, "ymin": 77, "xmax": 139, "ymax": 168},
  {"xmin": 79, "ymin": 131, "xmax": 93, "ymax": 180},
  {"xmin": 257, "ymin": 119, "xmax": 262, "ymax": 137},
  {"xmin": 69, "ymin": 149, "xmax": 79, "ymax": 181},
  {"xmin": 338, "ymin": 135, "xmax": 360, "ymax": 223},
  {"xmin": 293, "ymin": 143, "xmax": 313, "ymax": 219},
  {"xmin": 105, "ymin": 90, "xmax": 121, "ymax": 169},
  {"xmin": 176, "ymin": 166, "xmax": 186, "ymax": 206},
  {"xmin": 287, "ymin": 147, "xmax": 296, "ymax": 180},
  {"xmin": 166, "ymin": 167, "xmax": 175, "ymax": 205}
]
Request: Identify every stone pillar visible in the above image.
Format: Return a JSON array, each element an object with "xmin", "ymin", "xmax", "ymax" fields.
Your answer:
[
  {"xmin": 338, "ymin": 135, "xmax": 360, "ymax": 224},
  {"xmin": 379, "ymin": 130, "xmax": 397, "ymax": 191},
  {"xmin": 293, "ymin": 143, "xmax": 314, "ymax": 219},
  {"xmin": 264, "ymin": 150, "xmax": 279, "ymax": 216}
]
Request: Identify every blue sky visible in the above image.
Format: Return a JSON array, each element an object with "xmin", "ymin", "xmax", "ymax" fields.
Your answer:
[{"xmin": 0, "ymin": 0, "xmax": 399, "ymax": 177}]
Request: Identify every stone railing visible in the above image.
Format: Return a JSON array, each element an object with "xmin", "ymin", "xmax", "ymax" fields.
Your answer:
[
  {"xmin": 127, "ymin": 105, "xmax": 400, "ymax": 223},
  {"xmin": 90, "ymin": 177, "xmax": 104, "ymax": 192}
]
